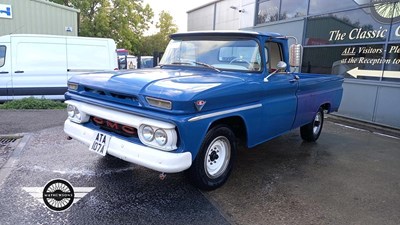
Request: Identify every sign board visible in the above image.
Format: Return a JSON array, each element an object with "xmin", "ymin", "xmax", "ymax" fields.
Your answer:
[{"xmin": 0, "ymin": 4, "xmax": 12, "ymax": 19}]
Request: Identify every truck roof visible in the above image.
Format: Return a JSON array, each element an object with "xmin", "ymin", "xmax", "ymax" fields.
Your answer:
[{"xmin": 170, "ymin": 30, "xmax": 285, "ymax": 39}]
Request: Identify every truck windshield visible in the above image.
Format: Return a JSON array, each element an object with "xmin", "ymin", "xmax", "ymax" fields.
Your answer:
[
  {"xmin": 0, "ymin": 46, "xmax": 5, "ymax": 67},
  {"xmin": 160, "ymin": 38, "xmax": 262, "ymax": 72}
]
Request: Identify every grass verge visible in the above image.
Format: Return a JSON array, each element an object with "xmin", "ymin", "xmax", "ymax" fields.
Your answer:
[{"xmin": 0, "ymin": 97, "xmax": 66, "ymax": 110}]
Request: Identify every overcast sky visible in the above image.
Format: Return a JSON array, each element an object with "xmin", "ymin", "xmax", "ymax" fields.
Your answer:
[{"xmin": 142, "ymin": 0, "xmax": 213, "ymax": 35}]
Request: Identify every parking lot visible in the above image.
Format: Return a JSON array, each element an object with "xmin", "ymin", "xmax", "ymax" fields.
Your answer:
[{"xmin": 0, "ymin": 110, "xmax": 399, "ymax": 225}]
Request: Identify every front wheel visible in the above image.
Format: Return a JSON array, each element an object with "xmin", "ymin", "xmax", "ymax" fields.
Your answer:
[
  {"xmin": 186, "ymin": 125, "xmax": 237, "ymax": 191},
  {"xmin": 300, "ymin": 107, "xmax": 324, "ymax": 142}
]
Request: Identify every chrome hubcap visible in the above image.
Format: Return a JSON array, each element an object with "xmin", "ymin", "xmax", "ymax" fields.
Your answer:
[
  {"xmin": 204, "ymin": 136, "xmax": 231, "ymax": 178},
  {"xmin": 313, "ymin": 111, "xmax": 322, "ymax": 135}
]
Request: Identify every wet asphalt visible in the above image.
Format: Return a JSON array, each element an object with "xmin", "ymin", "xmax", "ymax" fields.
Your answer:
[
  {"xmin": 0, "ymin": 109, "xmax": 68, "ymax": 134},
  {"xmin": 0, "ymin": 110, "xmax": 399, "ymax": 225}
]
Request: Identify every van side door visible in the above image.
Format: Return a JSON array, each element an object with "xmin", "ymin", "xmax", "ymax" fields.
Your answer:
[
  {"xmin": 11, "ymin": 36, "xmax": 67, "ymax": 98},
  {"xmin": 0, "ymin": 43, "xmax": 11, "ymax": 101},
  {"xmin": 66, "ymin": 38, "xmax": 115, "ymax": 80}
]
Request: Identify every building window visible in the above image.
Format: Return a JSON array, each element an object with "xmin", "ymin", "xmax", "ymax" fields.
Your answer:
[
  {"xmin": 303, "ymin": 4, "xmax": 400, "ymax": 82},
  {"xmin": 302, "ymin": 44, "xmax": 385, "ymax": 81},
  {"xmin": 0, "ymin": 46, "xmax": 5, "ymax": 67},
  {"xmin": 305, "ymin": 7, "xmax": 391, "ymax": 46},
  {"xmin": 257, "ymin": 0, "xmax": 308, "ymax": 24},
  {"xmin": 308, "ymin": 0, "xmax": 370, "ymax": 15},
  {"xmin": 257, "ymin": 0, "xmax": 280, "ymax": 24},
  {"xmin": 383, "ymin": 44, "xmax": 400, "ymax": 82},
  {"xmin": 256, "ymin": 0, "xmax": 308, "ymax": 25},
  {"xmin": 280, "ymin": 0, "xmax": 308, "ymax": 20}
]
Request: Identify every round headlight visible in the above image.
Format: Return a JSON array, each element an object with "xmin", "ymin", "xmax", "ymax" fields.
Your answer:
[
  {"xmin": 142, "ymin": 126, "xmax": 154, "ymax": 141},
  {"xmin": 67, "ymin": 105, "xmax": 75, "ymax": 118},
  {"xmin": 154, "ymin": 129, "xmax": 168, "ymax": 146}
]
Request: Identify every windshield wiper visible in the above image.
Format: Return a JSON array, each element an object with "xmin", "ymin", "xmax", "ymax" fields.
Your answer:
[
  {"xmin": 193, "ymin": 61, "xmax": 221, "ymax": 73},
  {"xmin": 170, "ymin": 62, "xmax": 193, "ymax": 65},
  {"xmin": 159, "ymin": 62, "xmax": 192, "ymax": 68},
  {"xmin": 161, "ymin": 61, "xmax": 221, "ymax": 72}
]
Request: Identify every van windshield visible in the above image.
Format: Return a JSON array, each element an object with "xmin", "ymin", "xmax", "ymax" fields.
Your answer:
[
  {"xmin": 0, "ymin": 46, "xmax": 5, "ymax": 67},
  {"xmin": 159, "ymin": 38, "xmax": 262, "ymax": 72}
]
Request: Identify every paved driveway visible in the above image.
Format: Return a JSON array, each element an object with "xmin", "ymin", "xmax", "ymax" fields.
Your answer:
[
  {"xmin": 0, "ymin": 110, "xmax": 399, "ymax": 225},
  {"xmin": 0, "ymin": 109, "xmax": 67, "ymax": 134}
]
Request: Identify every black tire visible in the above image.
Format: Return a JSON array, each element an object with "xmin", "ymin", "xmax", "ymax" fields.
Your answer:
[
  {"xmin": 186, "ymin": 125, "xmax": 237, "ymax": 191},
  {"xmin": 300, "ymin": 107, "xmax": 324, "ymax": 142}
]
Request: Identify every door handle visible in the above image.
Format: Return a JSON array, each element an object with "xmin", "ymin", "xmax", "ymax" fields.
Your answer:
[
  {"xmin": 15, "ymin": 70, "xmax": 24, "ymax": 73},
  {"xmin": 0, "ymin": 71, "xmax": 9, "ymax": 74},
  {"xmin": 289, "ymin": 75, "xmax": 300, "ymax": 83}
]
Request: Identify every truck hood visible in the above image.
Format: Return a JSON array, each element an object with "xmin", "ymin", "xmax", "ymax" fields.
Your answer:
[{"xmin": 69, "ymin": 68, "xmax": 261, "ymax": 113}]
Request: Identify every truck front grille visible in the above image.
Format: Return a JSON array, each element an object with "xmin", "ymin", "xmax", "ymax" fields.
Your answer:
[
  {"xmin": 83, "ymin": 87, "xmax": 139, "ymax": 105},
  {"xmin": 91, "ymin": 116, "xmax": 138, "ymax": 138}
]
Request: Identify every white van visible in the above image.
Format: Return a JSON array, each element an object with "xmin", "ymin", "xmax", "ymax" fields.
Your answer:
[{"xmin": 0, "ymin": 34, "xmax": 118, "ymax": 101}]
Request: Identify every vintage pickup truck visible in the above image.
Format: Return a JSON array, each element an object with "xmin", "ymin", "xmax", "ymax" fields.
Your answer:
[{"xmin": 64, "ymin": 31, "xmax": 343, "ymax": 190}]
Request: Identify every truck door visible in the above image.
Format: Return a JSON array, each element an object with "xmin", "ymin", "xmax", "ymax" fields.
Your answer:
[
  {"xmin": 261, "ymin": 41, "xmax": 298, "ymax": 139},
  {"xmin": 11, "ymin": 36, "xmax": 67, "ymax": 98},
  {"xmin": 0, "ymin": 43, "xmax": 11, "ymax": 101}
]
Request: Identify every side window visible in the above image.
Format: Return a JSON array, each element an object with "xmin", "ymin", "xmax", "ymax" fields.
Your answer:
[
  {"xmin": 0, "ymin": 46, "xmax": 5, "ymax": 67},
  {"xmin": 265, "ymin": 42, "xmax": 283, "ymax": 72}
]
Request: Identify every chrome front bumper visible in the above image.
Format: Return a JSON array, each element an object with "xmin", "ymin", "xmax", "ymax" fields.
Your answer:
[{"xmin": 64, "ymin": 119, "xmax": 192, "ymax": 173}]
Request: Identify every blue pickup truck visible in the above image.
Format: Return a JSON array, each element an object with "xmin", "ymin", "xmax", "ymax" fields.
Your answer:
[{"xmin": 64, "ymin": 31, "xmax": 343, "ymax": 190}]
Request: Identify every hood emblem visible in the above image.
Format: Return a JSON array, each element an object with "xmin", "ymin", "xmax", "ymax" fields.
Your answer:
[{"xmin": 195, "ymin": 100, "xmax": 206, "ymax": 111}]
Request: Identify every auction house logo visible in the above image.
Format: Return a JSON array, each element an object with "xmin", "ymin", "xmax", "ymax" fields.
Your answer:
[
  {"xmin": 22, "ymin": 179, "xmax": 95, "ymax": 212},
  {"xmin": 370, "ymin": 0, "xmax": 400, "ymax": 24}
]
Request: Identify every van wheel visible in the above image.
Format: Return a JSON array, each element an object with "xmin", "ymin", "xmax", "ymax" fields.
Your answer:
[
  {"xmin": 300, "ymin": 107, "xmax": 324, "ymax": 142},
  {"xmin": 187, "ymin": 125, "xmax": 236, "ymax": 191}
]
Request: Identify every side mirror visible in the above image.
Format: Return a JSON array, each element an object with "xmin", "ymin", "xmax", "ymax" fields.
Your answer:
[
  {"xmin": 289, "ymin": 44, "xmax": 302, "ymax": 67},
  {"xmin": 264, "ymin": 61, "xmax": 287, "ymax": 82},
  {"xmin": 277, "ymin": 61, "xmax": 287, "ymax": 71}
]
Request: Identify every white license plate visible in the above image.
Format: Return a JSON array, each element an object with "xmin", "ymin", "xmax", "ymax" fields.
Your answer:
[{"xmin": 89, "ymin": 132, "xmax": 111, "ymax": 156}]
